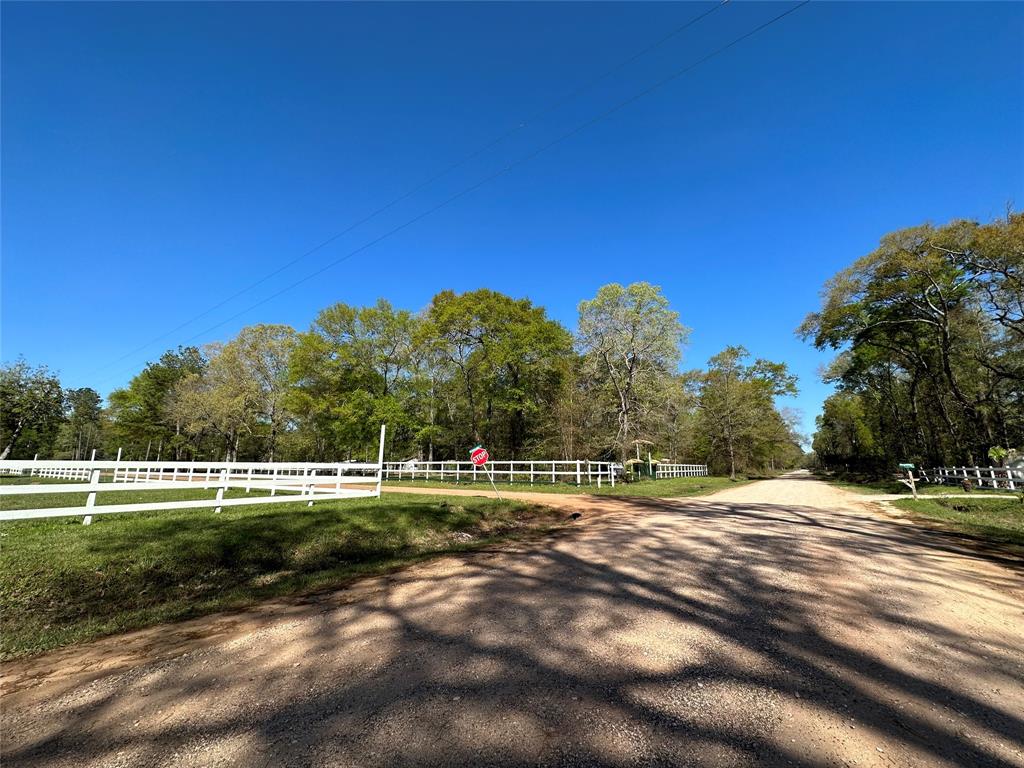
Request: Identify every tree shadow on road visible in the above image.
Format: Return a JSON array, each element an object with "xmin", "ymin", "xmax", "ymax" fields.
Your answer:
[{"xmin": 5, "ymin": 496, "xmax": 1023, "ymax": 767}]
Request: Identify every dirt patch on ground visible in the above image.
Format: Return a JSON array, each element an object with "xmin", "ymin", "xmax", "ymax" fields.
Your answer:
[{"xmin": 3, "ymin": 472, "xmax": 1022, "ymax": 767}]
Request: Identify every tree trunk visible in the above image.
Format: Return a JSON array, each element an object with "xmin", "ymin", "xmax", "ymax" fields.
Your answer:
[
  {"xmin": 0, "ymin": 417, "xmax": 26, "ymax": 460},
  {"xmin": 620, "ymin": 405, "xmax": 630, "ymax": 465}
]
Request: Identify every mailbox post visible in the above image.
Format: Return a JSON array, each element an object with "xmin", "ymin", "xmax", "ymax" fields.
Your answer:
[{"xmin": 898, "ymin": 463, "xmax": 918, "ymax": 499}]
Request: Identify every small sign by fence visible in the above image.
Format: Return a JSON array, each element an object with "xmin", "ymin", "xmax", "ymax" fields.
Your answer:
[{"xmin": 470, "ymin": 445, "xmax": 501, "ymax": 499}]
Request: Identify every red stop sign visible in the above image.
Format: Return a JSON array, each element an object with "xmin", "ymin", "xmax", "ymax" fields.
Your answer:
[{"xmin": 470, "ymin": 446, "xmax": 489, "ymax": 466}]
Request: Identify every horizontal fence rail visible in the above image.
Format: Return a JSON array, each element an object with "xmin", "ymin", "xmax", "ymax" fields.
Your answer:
[
  {"xmin": 383, "ymin": 460, "xmax": 621, "ymax": 487},
  {"xmin": 654, "ymin": 463, "xmax": 709, "ymax": 479},
  {"xmin": 0, "ymin": 427, "xmax": 388, "ymax": 522},
  {"xmin": 920, "ymin": 465, "xmax": 1022, "ymax": 491}
]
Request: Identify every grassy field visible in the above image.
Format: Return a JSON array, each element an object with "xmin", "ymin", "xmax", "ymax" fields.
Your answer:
[
  {"xmin": 384, "ymin": 475, "xmax": 746, "ymax": 498},
  {"xmin": 892, "ymin": 496, "xmax": 1024, "ymax": 549},
  {"xmin": 0, "ymin": 479, "xmax": 292, "ymax": 512},
  {"xmin": 0, "ymin": 491, "xmax": 560, "ymax": 660}
]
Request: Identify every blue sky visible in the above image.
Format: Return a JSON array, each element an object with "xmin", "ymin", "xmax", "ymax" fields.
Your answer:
[{"xmin": 2, "ymin": 1, "xmax": 1022, "ymax": 441}]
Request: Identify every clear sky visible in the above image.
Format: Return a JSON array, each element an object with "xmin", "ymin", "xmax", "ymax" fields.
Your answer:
[{"xmin": 2, "ymin": 1, "xmax": 1022, "ymax": 441}]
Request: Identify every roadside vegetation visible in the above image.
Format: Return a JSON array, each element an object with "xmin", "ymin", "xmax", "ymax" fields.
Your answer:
[
  {"xmin": 0, "ymin": 493, "xmax": 562, "ymax": 659},
  {"xmin": 816, "ymin": 472, "xmax": 1015, "ymax": 497},
  {"xmin": 892, "ymin": 496, "xmax": 1024, "ymax": 549},
  {"xmin": 1, "ymin": 281, "xmax": 804, "ymax": 480},
  {"xmin": 801, "ymin": 212, "xmax": 1022, "ymax": 474}
]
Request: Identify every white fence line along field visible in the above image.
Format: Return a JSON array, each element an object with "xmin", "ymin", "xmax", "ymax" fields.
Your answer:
[
  {"xmin": 921, "ymin": 465, "xmax": 1022, "ymax": 491},
  {"xmin": 0, "ymin": 465, "xmax": 93, "ymax": 480},
  {"xmin": 0, "ymin": 426, "xmax": 388, "ymax": 523},
  {"xmin": 382, "ymin": 460, "xmax": 621, "ymax": 487},
  {"xmin": 654, "ymin": 463, "xmax": 709, "ymax": 478}
]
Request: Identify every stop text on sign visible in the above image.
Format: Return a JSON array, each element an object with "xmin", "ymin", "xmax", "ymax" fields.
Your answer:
[{"xmin": 470, "ymin": 446, "xmax": 489, "ymax": 466}]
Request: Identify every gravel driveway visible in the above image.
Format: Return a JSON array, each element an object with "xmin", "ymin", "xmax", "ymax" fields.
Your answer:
[{"xmin": 2, "ymin": 472, "xmax": 1022, "ymax": 767}]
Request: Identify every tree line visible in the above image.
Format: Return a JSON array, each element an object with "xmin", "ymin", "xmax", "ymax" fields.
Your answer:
[
  {"xmin": 802, "ymin": 212, "xmax": 1023, "ymax": 472},
  {"xmin": 1, "ymin": 282, "xmax": 804, "ymax": 477}
]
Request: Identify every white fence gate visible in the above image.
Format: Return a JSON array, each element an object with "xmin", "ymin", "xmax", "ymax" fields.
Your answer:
[{"xmin": 0, "ymin": 426, "xmax": 387, "ymax": 522}]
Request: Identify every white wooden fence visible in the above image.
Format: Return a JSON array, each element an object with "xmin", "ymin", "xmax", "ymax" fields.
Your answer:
[
  {"xmin": 655, "ymin": 463, "xmax": 709, "ymax": 479},
  {"xmin": 383, "ymin": 460, "xmax": 620, "ymax": 487},
  {"xmin": 0, "ymin": 465, "xmax": 92, "ymax": 480},
  {"xmin": 0, "ymin": 427, "xmax": 387, "ymax": 522},
  {"xmin": 920, "ymin": 465, "xmax": 1022, "ymax": 491}
]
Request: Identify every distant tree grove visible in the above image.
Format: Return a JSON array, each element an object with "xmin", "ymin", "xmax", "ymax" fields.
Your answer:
[
  {"xmin": 802, "ymin": 212, "xmax": 1023, "ymax": 472},
  {"xmin": 0, "ymin": 283, "xmax": 805, "ymax": 476}
]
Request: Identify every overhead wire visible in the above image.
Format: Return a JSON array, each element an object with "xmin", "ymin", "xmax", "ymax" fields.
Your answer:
[
  {"xmin": 87, "ymin": 1, "xmax": 729, "ymax": 377},
  {"xmin": 94, "ymin": 0, "xmax": 809, "ymax": 385}
]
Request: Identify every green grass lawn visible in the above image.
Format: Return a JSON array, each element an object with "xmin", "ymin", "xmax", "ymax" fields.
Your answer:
[
  {"xmin": 384, "ymin": 474, "xmax": 746, "ymax": 498},
  {"xmin": 892, "ymin": 496, "xmax": 1024, "ymax": 549},
  {"xmin": 0, "ymin": 492, "xmax": 560, "ymax": 660},
  {"xmin": 0, "ymin": 482, "xmax": 293, "ymax": 513}
]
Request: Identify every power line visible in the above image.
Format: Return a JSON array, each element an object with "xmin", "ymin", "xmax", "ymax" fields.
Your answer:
[
  {"xmin": 96, "ymin": 0, "xmax": 809, "ymax": 385},
  {"xmin": 88, "ymin": 1, "xmax": 728, "ymax": 378}
]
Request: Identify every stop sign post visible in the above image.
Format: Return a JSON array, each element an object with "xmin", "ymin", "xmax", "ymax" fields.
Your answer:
[{"xmin": 470, "ymin": 445, "xmax": 500, "ymax": 499}]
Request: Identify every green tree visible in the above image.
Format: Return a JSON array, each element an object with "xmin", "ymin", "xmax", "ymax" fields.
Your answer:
[
  {"xmin": 812, "ymin": 393, "xmax": 878, "ymax": 471},
  {"xmin": 801, "ymin": 214, "xmax": 1023, "ymax": 470},
  {"xmin": 289, "ymin": 300, "xmax": 418, "ymax": 460},
  {"xmin": 0, "ymin": 359, "xmax": 65, "ymax": 460},
  {"xmin": 227, "ymin": 324, "xmax": 298, "ymax": 460},
  {"xmin": 107, "ymin": 347, "xmax": 206, "ymax": 459},
  {"xmin": 172, "ymin": 325, "xmax": 298, "ymax": 461},
  {"xmin": 57, "ymin": 387, "xmax": 104, "ymax": 459},
  {"xmin": 577, "ymin": 283, "xmax": 689, "ymax": 463},
  {"xmin": 697, "ymin": 346, "xmax": 797, "ymax": 479},
  {"xmin": 424, "ymin": 289, "xmax": 573, "ymax": 458}
]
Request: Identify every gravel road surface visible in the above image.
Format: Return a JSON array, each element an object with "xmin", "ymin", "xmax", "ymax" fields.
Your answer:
[{"xmin": 2, "ymin": 472, "xmax": 1022, "ymax": 767}]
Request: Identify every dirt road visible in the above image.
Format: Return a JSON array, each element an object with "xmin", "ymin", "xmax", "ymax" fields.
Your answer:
[{"xmin": 3, "ymin": 472, "xmax": 1022, "ymax": 767}]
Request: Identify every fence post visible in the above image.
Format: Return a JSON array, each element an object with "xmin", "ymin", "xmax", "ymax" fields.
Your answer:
[
  {"xmin": 215, "ymin": 468, "xmax": 228, "ymax": 513},
  {"xmin": 610, "ymin": 463, "xmax": 615, "ymax": 488},
  {"xmin": 375, "ymin": 424, "xmax": 386, "ymax": 498},
  {"xmin": 82, "ymin": 468, "xmax": 101, "ymax": 525},
  {"xmin": 576, "ymin": 460, "xmax": 581, "ymax": 486}
]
